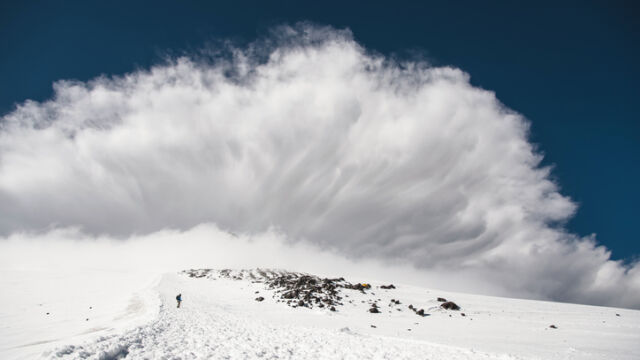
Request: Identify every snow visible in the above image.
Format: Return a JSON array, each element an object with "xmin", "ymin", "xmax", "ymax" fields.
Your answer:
[
  {"xmin": 0, "ymin": 269, "xmax": 160, "ymax": 359},
  {"xmin": 2, "ymin": 269, "xmax": 639, "ymax": 359}
]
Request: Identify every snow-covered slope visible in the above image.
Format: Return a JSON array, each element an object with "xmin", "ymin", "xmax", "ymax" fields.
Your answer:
[
  {"xmin": 0, "ymin": 269, "xmax": 160, "ymax": 360},
  {"xmin": 3, "ymin": 269, "xmax": 639, "ymax": 359}
]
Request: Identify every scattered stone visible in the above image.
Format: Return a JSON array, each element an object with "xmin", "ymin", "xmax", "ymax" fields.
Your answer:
[
  {"xmin": 85, "ymin": 318, "xmax": 89, "ymax": 321},
  {"xmin": 461, "ymin": 313, "xmax": 466, "ymax": 317},
  {"xmin": 616, "ymin": 313, "xmax": 620, "ymax": 317},
  {"xmin": 346, "ymin": 283, "xmax": 371, "ymax": 292},
  {"xmin": 437, "ymin": 297, "xmax": 447, "ymax": 302},
  {"xmin": 369, "ymin": 303, "xmax": 380, "ymax": 313},
  {"xmin": 406, "ymin": 303, "xmax": 429, "ymax": 317},
  {"xmin": 89, "ymin": 306, "xmax": 92, "ymax": 309},
  {"xmin": 441, "ymin": 301, "xmax": 460, "ymax": 311},
  {"xmin": 550, "ymin": 325, "xmax": 557, "ymax": 329},
  {"xmin": 371, "ymin": 325, "xmax": 377, "ymax": 328},
  {"xmin": 46, "ymin": 312, "xmax": 50, "ymax": 315},
  {"xmin": 183, "ymin": 269, "xmax": 448, "ymax": 318}
]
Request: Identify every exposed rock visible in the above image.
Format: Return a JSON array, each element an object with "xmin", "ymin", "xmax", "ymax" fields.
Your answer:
[
  {"xmin": 346, "ymin": 283, "xmax": 371, "ymax": 292},
  {"xmin": 441, "ymin": 301, "xmax": 460, "ymax": 311},
  {"xmin": 182, "ymin": 269, "xmax": 420, "ymax": 316}
]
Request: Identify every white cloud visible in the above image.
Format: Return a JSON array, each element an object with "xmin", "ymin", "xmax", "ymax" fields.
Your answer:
[{"xmin": 1, "ymin": 25, "xmax": 638, "ymax": 308}]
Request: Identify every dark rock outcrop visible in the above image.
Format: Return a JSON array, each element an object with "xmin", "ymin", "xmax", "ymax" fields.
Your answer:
[{"xmin": 441, "ymin": 301, "xmax": 460, "ymax": 311}]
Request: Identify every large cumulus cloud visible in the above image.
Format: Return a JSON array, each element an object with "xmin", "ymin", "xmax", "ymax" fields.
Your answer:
[{"xmin": 1, "ymin": 25, "xmax": 638, "ymax": 308}]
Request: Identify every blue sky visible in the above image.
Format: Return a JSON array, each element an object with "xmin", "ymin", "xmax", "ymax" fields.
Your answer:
[{"xmin": 1, "ymin": 0, "xmax": 638, "ymax": 261}]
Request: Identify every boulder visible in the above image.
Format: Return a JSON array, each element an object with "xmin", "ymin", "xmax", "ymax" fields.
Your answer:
[{"xmin": 441, "ymin": 301, "xmax": 460, "ymax": 310}]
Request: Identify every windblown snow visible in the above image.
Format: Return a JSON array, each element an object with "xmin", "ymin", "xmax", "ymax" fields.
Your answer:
[{"xmin": 2, "ymin": 269, "xmax": 638, "ymax": 359}]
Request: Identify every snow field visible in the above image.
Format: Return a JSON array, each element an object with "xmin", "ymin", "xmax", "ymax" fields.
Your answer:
[
  {"xmin": 43, "ymin": 270, "xmax": 640, "ymax": 359},
  {"xmin": 0, "ymin": 269, "xmax": 160, "ymax": 359}
]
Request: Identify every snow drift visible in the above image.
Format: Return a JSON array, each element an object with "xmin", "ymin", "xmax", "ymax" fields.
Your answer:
[{"xmin": 0, "ymin": 24, "xmax": 639, "ymax": 308}]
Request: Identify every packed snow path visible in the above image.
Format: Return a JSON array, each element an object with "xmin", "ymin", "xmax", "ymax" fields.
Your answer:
[{"xmin": 46, "ymin": 274, "xmax": 519, "ymax": 359}]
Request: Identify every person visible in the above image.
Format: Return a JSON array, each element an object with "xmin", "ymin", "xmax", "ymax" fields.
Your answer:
[{"xmin": 176, "ymin": 293, "xmax": 182, "ymax": 308}]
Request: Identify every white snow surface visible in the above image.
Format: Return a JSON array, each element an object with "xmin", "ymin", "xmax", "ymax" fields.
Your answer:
[{"xmin": 2, "ymin": 269, "xmax": 639, "ymax": 359}]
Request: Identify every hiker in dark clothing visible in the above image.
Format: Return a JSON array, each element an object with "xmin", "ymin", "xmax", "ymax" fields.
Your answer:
[{"xmin": 176, "ymin": 293, "xmax": 182, "ymax": 308}]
